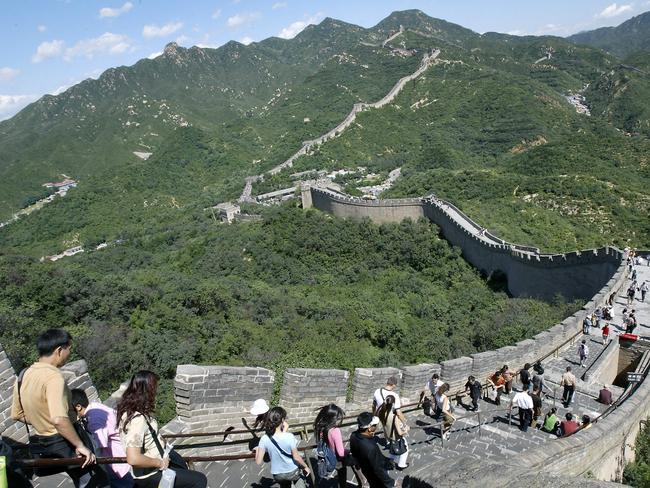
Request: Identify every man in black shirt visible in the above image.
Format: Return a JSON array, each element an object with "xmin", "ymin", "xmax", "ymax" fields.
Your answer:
[
  {"xmin": 464, "ymin": 376, "xmax": 482, "ymax": 411},
  {"xmin": 349, "ymin": 412, "xmax": 398, "ymax": 488},
  {"xmin": 519, "ymin": 363, "xmax": 532, "ymax": 392}
]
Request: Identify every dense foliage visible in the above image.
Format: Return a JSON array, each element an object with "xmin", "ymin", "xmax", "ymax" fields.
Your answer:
[
  {"xmin": 2, "ymin": 9, "xmax": 650, "ymax": 422},
  {"xmin": 0, "ymin": 209, "xmax": 580, "ymax": 421},
  {"xmin": 624, "ymin": 419, "xmax": 650, "ymax": 486}
]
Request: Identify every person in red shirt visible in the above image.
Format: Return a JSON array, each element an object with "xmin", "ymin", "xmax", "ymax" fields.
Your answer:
[
  {"xmin": 598, "ymin": 385, "xmax": 613, "ymax": 405},
  {"xmin": 559, "ymin": 413, "xmax": 580, "ymax": 437},
  {"xmin": 602, "ymin": 323, "xmax": 610, "ymax": 345}
]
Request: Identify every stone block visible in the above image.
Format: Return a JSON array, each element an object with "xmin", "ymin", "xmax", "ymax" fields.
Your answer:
[
  {"xmin": 351, "ymin": 367, "xmax": 401, "ymax": 404},
  {"xmin": 400, "ymin": 363, "xmax": 437, "ymax": 400}
]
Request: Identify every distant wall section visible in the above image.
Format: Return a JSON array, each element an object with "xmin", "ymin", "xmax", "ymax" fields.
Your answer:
[{"xmin": 306, "ymin": 187, "xmax": 623, "ymax": 302}]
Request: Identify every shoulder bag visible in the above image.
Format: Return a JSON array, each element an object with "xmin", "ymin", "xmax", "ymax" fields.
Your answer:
[
  {"xmin": 133, "ymin": 417, "xmax": 188, "ymax": 477},
  {"xmin": 387, "ymin": 415, "xmax": 407, "ymax": 456}
]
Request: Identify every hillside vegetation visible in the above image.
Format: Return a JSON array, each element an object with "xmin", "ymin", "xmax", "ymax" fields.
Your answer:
[
  {"xmin": 0, "ymin": 208, "xmax": 580, "ymax": 419},
  {"xmin": 2, "ymin": 9, "xmax": 650, "ymax": 418}
]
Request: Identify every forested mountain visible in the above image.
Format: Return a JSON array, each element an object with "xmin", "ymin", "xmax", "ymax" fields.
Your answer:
[
  {"xmin": 2, "ymin": 10, "xmax": 650, "ymax": 417},
  {"xmin": 568, "ymin": 10, "xmax": 650, "ymax": 58}
]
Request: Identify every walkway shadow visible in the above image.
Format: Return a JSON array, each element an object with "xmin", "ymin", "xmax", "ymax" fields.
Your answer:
[
  {"xmin": 251, "ymin": 476, "xmax": 316, "ymax": 487},
  {"xmin": 414, "ymin": 418, "xmax": 441, "ymax": 437},
  {"xmin": 403, "ymin": 476, "xmax": 434, "ymax": 488}
]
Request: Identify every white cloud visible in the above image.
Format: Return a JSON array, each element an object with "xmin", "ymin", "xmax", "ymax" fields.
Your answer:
[
  {"xmin": 37, "ymin": 25, "xmax": 46, "ymax": 32},
  {"xmin": 212, "ymin": 8, "xmax": 222, "ymax": 19},
  {"xmin": 142, "ymin": 22, "xmax": 184, "ymax": 38},
  {"xmin": 175, "ymin": 35, "xmax": 191, "ymax": 46},
  {"xmin": 506, "ymin": 30, "xmax": 524, "ymax": 36},
  {"xmin": 272, "ymin": 2, "xmax": 287, "ymax": 9},
  {"xmin": 277, "ymin": 13, "xmax": 323, "ymax": 39},
  {"xmin": 0, "ymin": 67, "xmax": 20, "ymax": 82},
  {"xmin": 597, "ymin": 3, "xmax": 633, "ymax": 18},
  {"xmin": 196, "ymin": 42, "xmax": 221, "ymax": 49},
  {"xmin": 51, "ymin": 84, "xmax": 71, "ymax": 96},
  {"xmin": 227, "ymin": 12, "xmax": 261, "ymax": 28},
  {"xmin": 0, "ymin": 94, "xmax": 38, "ymax": 121},
  {"xmin": 99, "ymin": 2, "xmax": 134, "ymax": 18},
  {"xmin": 240, "ymin": 36, "xmax": 254, "ymax": 45},
  {"xmin": 64, "ymin": 33, "xmax": 131, "ymax": 61},
  {"xmin": 32, "ymin": 39, "xmax": 65, "ymax": 63},
  {"xmin": 147, "ymin": 51, "xmax": 163, "ymax": 59}
]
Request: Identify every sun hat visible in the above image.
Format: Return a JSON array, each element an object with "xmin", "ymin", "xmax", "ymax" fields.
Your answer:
[
  {"xmin": 357, "ymin": 412, "xmax": 380, "ymax": 430},
  {"xmin": 250, "ymin": 398, "xmax": 270, "ymax": 416}
]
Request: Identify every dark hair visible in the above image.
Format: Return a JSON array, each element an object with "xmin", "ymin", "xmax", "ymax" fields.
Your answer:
[
  {"xmin": 432, "ymin": 373, "xmax": 440, "ymax": 380},
  {"xmin": 523, "ymin": 363, "xmax": 531, "ymax": 370},
  {"xmin": 71, "ymin": 389, "xmax": 89, "ymax": 409},
  {"xmin": 565, "ymin": 413, "xmax": 573, "ymax": 421},
  {"xmin": 468, "ymin": 375, "xmax": 475, "ymax": 382},
  {"xmin": 252, "ymin": 413, "xmax": 267, "ymax": 429},
  {"xmin": 377, "ymin": 395, "xmax": 396, "ymax": 425},
  {"xmin": 582, "ymin": 415, "xmax": 591, "ymax": 425},
  {"xmin": 549, "ymin": 407, "xmax": 557, "ymax": 415},
  {"xmin": 357, "ymin": 412, "xmax": 375, "ymax": 431},
  {"xmin": 116, "ymin": 370, "xmax": 159, "ymax": 431},
  {"xmin": 314, "ymin": 404, "xmax": 345, "ymax": 439},
  {"xmin": 37, "ymin": 329, "xmax": 72, "ymax": 357},
  {"xmin": 438, "ymin": 383, "xmax": 450, "ymax": 395},
  {"xmin": 263, "ymin": 406, "xmax": 287, "ymax": 437}
]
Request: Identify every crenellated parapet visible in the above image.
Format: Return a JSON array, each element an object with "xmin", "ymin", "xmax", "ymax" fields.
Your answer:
[
  {"xmin": 305, "ymin": 186, "xmax": 624, "ymax": 301},
  {"xmin": 164, "ymin": 250, "xmax": 628, "ymax": 454}
]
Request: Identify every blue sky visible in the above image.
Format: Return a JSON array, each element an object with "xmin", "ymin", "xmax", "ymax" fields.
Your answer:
[{"xmin": 1, "ymin": 0, "xmax": 649, "ymax": 120}]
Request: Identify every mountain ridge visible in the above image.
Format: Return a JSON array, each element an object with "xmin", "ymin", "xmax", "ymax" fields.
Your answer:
[
  {"xmin": 0, "ymin": 9, "xmax": 649, "ymax": 256},
  {"xmin": 568, "ymin": 10, "xmax": 650, "ymax": 58}
]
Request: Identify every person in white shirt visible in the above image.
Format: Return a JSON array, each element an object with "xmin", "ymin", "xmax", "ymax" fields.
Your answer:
[
  {"xmin": 422, "ymin": 373, "xmax": 444, "ymax": 417},
  {"xmin": 373, "ymin": 376, "xmax": 405, "ymax": 425},
  {"xmin": 509, "ymin": 390, "xmax": 533, "ymax": 432}
]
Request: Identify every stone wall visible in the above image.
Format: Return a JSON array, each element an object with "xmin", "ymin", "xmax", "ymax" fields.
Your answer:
[
  {"xmin": 0, "ymin": 349, "xmax": 100, "ymax": 445},
  {"xmin": 306, "ymin": 186, "xmax": 623, "ymax": 302},
  {"xmin": 280, "ymin": 368, "xmax": 348, "ymax": 424},
  {"xmin": 168, "ymin": 253, "xmax": 628, "ymax": 452},
  {"xmin": 61, "ymin": 360, "xmax": 100, "ymax": 404},
  {"xmin": 165, "ymin": 365, "xmax": 274, "ymax": 453},
  {"xmin": 583, "ymin": 340, "xmax": 620, "ymax": 386},
  {"xmin": 0, "ymin": 348, "xmax": 27, "ymax": 444},
  {"xmin": 520, "ymin": 352, "xmax": 650, "ymax": 481}
]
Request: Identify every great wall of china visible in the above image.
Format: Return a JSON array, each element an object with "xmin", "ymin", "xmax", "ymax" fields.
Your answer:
[{"xmin": 3, "ymin": 29, "xmax": 650, "ymax": 488}]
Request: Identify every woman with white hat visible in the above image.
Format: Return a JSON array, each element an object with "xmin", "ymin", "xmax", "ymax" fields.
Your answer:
[{"xmin": 244, "ymin": 398, "xmax": 270, "ymax": 452}]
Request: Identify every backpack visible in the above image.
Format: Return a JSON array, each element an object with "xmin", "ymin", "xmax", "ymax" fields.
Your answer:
[{"xmin": 316, "ymin": 435, "xmax": 337, "ymax": 480}]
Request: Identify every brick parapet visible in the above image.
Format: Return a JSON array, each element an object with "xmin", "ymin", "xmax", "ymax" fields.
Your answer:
[
  {"xmin": 351, "ymin": 367, "xmax": 401, "ymax": 406},
  {"xmin": 280, "ymin": 368, "xmax": 348, "ymax": 424}
]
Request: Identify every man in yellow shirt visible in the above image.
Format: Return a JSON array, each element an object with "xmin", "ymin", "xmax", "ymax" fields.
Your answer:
[{"xmin": 11, "ymin": 329, "xmax": 108, "ymax": 487}]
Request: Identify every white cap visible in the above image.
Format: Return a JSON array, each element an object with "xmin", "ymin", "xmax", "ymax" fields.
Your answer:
[{"xmin": 250, "ymin": 398, "xmax": 270, "ymax": 416}]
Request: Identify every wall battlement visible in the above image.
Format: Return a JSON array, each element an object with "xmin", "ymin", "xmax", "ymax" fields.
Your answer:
[{"xmin": 306, "ymin": 186, "xmax": 623, "ymax": 301}]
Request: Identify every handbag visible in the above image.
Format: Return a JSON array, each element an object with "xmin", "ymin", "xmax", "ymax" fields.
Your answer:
[
  {"xmin": 387, "ymin": 417, "xmax": 408, "ymax": 456},
  {"xmin": 144, "ymin": 418, "xmax": 188, "ymax": 470},
  {"xmin": 422, "ymin": 396, "xmax": 433, "ymax": 416},
  {"xmin": 488, "ymin": 387, "xmax": 498, "ymax": 402},
  {"xmin": 132, "ymin": 417, "xmax": 189, "ymax": 477}
]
